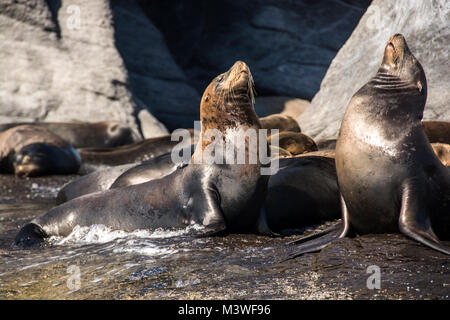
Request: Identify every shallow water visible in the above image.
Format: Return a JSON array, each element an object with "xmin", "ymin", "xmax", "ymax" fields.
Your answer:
[{"xmin": 0, "ymin": 174, "xmax": 449, "ymax": 299}]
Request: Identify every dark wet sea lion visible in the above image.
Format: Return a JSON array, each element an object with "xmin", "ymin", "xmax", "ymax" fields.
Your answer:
[
  {"xmin": 422, "ymin": 121, "xmax": 450, "ymax": 144},
  {"xmin": 288, "ymin": 34, "xmax": 450, "ymax": 258},
  {"xmin": 57, "ymin": 144, "xmax": 195, "ymax": 203},
  {"xmin": 0, "ymin": 125, "xmax": 81, "ymax": 177},
  {"xmin": 56, "ymin": 163, "xmax": 138, "ymax": 204},
  {"xmin": 259, "ymin": 156, "xmax": 340, "ymax": 235},
  {"xmin": 15, "ymin": 61, "xmax": 269, "ymax": 246},
  {"xmin": 268, "ymin": 132, "xmax": 317, "ymax": 156},
  {"xmin": 0, "ymin": 121, "xmax": 141, "ymax": 148},
  {"xmin": 77, "ymin": 129, "xmax": 194, "ymax": 166},
  {"xmin": 259, "ymin": 114, "xmax": 300, "ymax": 133},
  {"xmin": 431, "ymin": 142, "xmax": 450, "ymax": 167}
]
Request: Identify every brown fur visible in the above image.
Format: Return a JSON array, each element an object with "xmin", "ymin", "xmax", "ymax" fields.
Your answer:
[
  {"xmin": 423, "ymin": 121, "xmax": 450, "ymax": 144},
  {"xmin": 0, "ymin": 125, "xmax": 69, "ymax": 159},
  {"xmin": 268, "ymin": 132, "xmax": 317, "ymax": 155},
  {"xmin": 431, "ymin": 142, "xmax": 450, "ymax": 166}
]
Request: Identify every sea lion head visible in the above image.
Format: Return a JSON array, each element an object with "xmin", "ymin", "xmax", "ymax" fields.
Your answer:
[
  {"xmin": 200, "ymin": 61, "xmax": 260, "ymax": 133},
  {"xmin": 13, "ymin": 143, "xmax": 79, "ymax": 178},
  {"xmin": 378, "ymin": 34, "xmax": 427, "ymax": 98},
  {"xmin": 13, "ymin": 144, "xmax": 49, "ymax": 178},
  {"xmin": 104, "ymin": 121, "xmax": 141, "ymax": 146}
]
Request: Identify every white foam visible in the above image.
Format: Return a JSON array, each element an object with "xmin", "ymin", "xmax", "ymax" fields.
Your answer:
[
  {"xmin": 48, "ymin": 224, "xmax": 207, "ymax": 258},
  {"xmin": 51, "ymin": 223, "xmax": 206, "ymax": 245}
]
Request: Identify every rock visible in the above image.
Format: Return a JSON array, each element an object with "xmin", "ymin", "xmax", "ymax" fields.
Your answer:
[
  {"xmin": 111, "ymin": 0, "xmax": 200, "ymax": 131},
  {"xmin": 0, "ymin": 0, "xmax": 191, "ymax": 135},
  {"xmin": 255, "ymin": 96, "xmax": 310, "ymax": 119},
  {"xmin": 0, "ymin": 0, "xmax": 139, "ymax": 132},
  {"xmin": 298, "ymin": 0, "xmax": 450, "ymax": 140},
  {"xmin": 141, "ymin": 0, "xmax": 369, "ymax": 101},
  {"xmin": 137, "ymin": 109, "xmax": 169, "ymax": 139},
  {"xmin": 0, "ymin": 0, "xmax": 370, "ymax": 134}
]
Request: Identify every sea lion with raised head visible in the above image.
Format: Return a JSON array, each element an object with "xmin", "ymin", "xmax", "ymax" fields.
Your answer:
[
  {"xmin": 288, "ymin": 34, "xmax": 450, "ymax": 258},
  {"xmin": 15, "ymin": 61, "xmax": 269, "ymax": 246},
  {"xmin": 0, "ymin": 125, "xmax": 81, "ymax": 177}
]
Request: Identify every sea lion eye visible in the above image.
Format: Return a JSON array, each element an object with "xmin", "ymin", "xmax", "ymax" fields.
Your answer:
[
  {"xmin": 204, "ymin": 94, "xmax": 210, "ymax": 102},
  {"xmin": 217, "ymin": 75, "xmax": 224, "ymax": 83}
]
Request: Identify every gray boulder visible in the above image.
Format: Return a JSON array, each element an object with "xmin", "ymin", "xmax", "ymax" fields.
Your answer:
[
  {"xmin": 0, "ymin": 0, "xmax": 371, "ymax": 135},
  {"xmin": 141, "ymin": 0, "xmax": 370, "ymax": 101},
  {"xmin": 0, "ymin": 0, "xmax": 172, "ymax": 136},
  {"xmin": 298, "ymin": 0, "xmax": 450, "ymax": 140}
]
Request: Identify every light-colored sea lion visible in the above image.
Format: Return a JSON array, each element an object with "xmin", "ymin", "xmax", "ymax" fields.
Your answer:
[
  {"xmin": 431, "ymin": 142, "xmax": 450, "ymax": 167},
  {"xmin": 288, "ymin": 34, "xmax": 450, "ymax": 258},
  {"xmin": 422, "ymin": 121, "xmax": 450, "ymax": 144},
  {"xmin": 77, "ymin": 129, "xmax": 194, "ymax": 166},
  {"xmin": 268, "ymin": 132, "xmax": 317, "ymax": 156},
  {"xmin": 0, "ymin": 125, "xmax": 81, "ymax": 177},
  {"xmin": 55, "ymin": 163, "xmax": 138, "ymax": 205},
  {"xmin": 259, "ymin": 114, "xmax": 301, "ymax": 133},
  {"xmin": 15, "ymin": 61, "xmax": 269, "ymax": 247},
  {"xmin": 0, "ymin": 121, "xmax": 141, "ymax": 148},
  {"xmin": 316, "ymin": 139, "xmax": 337, "ymax": 150}
]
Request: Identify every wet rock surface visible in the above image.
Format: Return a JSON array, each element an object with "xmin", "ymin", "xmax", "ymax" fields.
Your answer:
[{"xmin": 0, "ymin": 174, "xmax": 448, "ymax": 300}]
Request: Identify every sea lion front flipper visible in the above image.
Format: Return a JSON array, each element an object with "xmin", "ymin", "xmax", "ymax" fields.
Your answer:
[
  {"xmin": 284, "ymin": 194, "xmax": 350, "ymax": 260},
  {"xmin": 399, "ymin": 180, "xmax": 450, "ymax": 255},
  {"xmin": 193, "ymin": 185, "xmax": 227, "ymax": 237}
]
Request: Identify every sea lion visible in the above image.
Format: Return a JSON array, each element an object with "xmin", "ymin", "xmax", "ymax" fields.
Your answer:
[
  {"xmin": 61, "ymin": 142, "xmax": 288, "ymax": 203},
  {"xmin": 288, "ymin": 34, "xmax": 450, "ymax": 258},
  {"xmin": 295, "ymin": 149, "xmax": 335, "ymax": 159},
  {"xmin": 422, "ymin": 121, "xmax": 450, "ymax": 144},
  {"xmin": 315, "ymin": 123, "xmax": 450, "ymax": 151},
  {"xmin": 77, "ymin": 130, "xmax": 194, "ymax": 166},
  {"xmin": 432, "ymin": 142, "xmax": 450, "ymax": 167},
  {"xmin": 0, "ymin": 125, "xmax": 81, "ymax": 177},
  {"xmin": 0, "ymin": 121, "xmax": 141, "ymax": 148},
  {"xmin": 259, "ymin": 114, "xmax": 301, "ymax": 133},
  {"xmin": 316, "ymin": 139, "xmax": 337, "ymax": 150},
  {"xmin": 15, "ymin": 61, "xmax": 269, "ymax": 246},
  {"xmin": 258, "ymin": 156, "xmax": 340, "ymax": 235},
  {"xmin": 55, "ymin": 163, "xmax": 138, "ymax": 204},
  {"xmin": 268, "ymin": 132, "xmax": 317, "ymax": 156}
]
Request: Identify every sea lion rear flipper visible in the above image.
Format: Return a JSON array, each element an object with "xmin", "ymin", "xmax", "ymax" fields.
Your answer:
[
  {"xmin": 283, "ymin": 194, "xmax": 350, "ymax": 260},
  {"xmin": 399, "ymin": 180, "xmax": 450, "ymax": 255},
  {"xmin": 14, "ymin": 223, "xmax": 48, "ymax": 248},
  {"xmin": 287, "ymin": 221, "xmax": 341, "ymax": 245}
]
